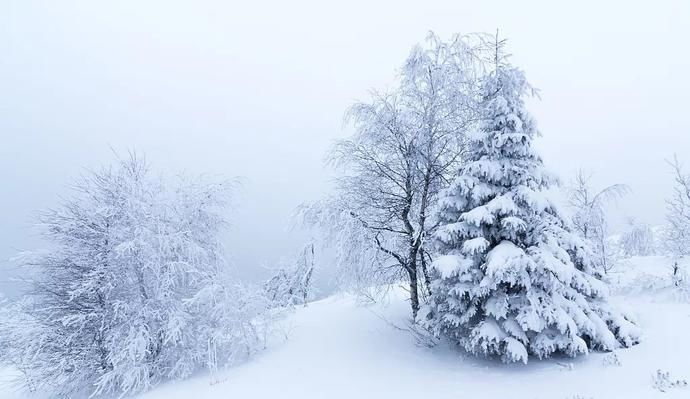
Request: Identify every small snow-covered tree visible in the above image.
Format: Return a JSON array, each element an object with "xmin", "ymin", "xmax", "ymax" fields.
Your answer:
[
  {"xmin": 567, "ymin": 170, "xmax": 629, "ymax": 272},
  {"xmin": 423, "ymin": 52, "xmax": 639, "ymax": 363},
  {"xmin": 619, "ymin": 218, "xmax": 656, "ymax": 257},
  {"xmin": 664, "ymin": 156, "xmax": 690, "ymax": 259},
  {"xmin": 663, "ymin": 156, "xmax": 690, "ymax": 289},
  {"xmin": 0, "ymin": 154, "xmax": 266, "ymax": 397},
  {"xmin": 264, "ymin": 243, "xmax": 316, "ymax": 307}
]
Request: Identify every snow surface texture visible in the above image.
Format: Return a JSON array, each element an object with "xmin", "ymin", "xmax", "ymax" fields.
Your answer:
[{"xmin": 1, "ymin": 257, "xmax": 689, "ymax": 399}]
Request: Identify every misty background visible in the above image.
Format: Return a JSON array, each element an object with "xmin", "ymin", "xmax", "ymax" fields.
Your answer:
[{"xmin": 1, "ymin": 0, "xmax": 689, "ymax": 296}]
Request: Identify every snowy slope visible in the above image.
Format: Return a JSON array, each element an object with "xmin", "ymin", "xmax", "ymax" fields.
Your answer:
[
  {"xmin": 144, "ymin": 292, "xmax": 690, "ymax": 399},
  {"xmin": 2, "ymin": 258, "xmax": 690, "ymax": 399}
]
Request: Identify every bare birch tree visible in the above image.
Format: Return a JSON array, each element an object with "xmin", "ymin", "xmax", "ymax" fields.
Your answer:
[
  {"xmin": 664, "ymin": 156, "xmax": 690, "ymax": 278},
  {"xmin": 300, "ymin": 33, "xmax": 493, "ymax": 319},
  {"xmin": 567, "ymin": 169, "xmax": 629, "ymax": 273}
]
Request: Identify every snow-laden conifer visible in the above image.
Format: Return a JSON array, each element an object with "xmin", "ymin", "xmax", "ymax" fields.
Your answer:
[{"xmin": 423, "ymin": 54, "xmax": 640, "ymax": 363}]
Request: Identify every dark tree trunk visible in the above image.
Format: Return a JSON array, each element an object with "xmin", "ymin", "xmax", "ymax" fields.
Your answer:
[
  {"xmin": 408, "ymin": 267, "xmax": 419, "ymax": 321},
  {"xmin": 407, "ymin": 247, "xmax": 420, "ymax": 320},
  {"xmin": 420, "ymin": 251, "xmax": 432, "ymax": 298}
]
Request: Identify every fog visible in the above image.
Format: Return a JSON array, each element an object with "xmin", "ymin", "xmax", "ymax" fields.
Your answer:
[{"xmin": 1, "ymin": 0, "xmax": 689, "ymax": 295}]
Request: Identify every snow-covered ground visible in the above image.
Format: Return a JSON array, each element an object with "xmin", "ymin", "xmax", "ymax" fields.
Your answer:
[
  {"xmin": 2, "ymin": 257, "xmax": 690, "ymax": 399},
  {"xmin": 609, "ymin": 256, "xmax": 689, "ymax": 298}
]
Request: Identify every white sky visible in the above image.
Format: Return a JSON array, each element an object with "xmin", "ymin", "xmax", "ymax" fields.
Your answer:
[{"xmin": 1, "ymin": 0, "xmax": 689, "ymax": 293}]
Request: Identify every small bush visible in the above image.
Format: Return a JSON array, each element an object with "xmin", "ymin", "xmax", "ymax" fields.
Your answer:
[{"xmin": 652, "ymin": 369, "xmax": 688, "ymax": 392}]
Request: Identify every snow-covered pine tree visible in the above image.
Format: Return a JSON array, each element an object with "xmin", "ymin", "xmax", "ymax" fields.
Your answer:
[{"xmin": 423, "ymin": 54, "xmax": 640, "ymax": 363}]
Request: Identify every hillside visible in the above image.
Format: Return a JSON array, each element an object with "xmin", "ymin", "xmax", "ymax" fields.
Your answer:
[{"xmin": 2, "ymin": 258, "xmax": 690, "ymax": 399}]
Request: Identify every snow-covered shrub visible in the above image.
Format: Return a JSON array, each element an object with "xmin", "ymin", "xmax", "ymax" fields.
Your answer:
[
  {"xmin": 188, "ymin": 279, "xmax": 271, "ymax": 373},
  {"xmin": 619, "ymin": 219, "xmax": 656, "ymax": 257},
  {"xmin": 624, "ymin": 272, "xmax": 672, "ymax": 295},
  {"xmin": 610, "ymin": 256, "xmax": 690, "ymax": 302},
  {"xmin": 652, "ymin": 369, "xmax": 688, "ymax": 392},
  {"xmin": 602, "ymin": 351, "xmax": 621, "ymax": 367},
  {"xmin": 423, "ymin": 56, "xmax": 640, "ymax": 364},
  {"xmin": 668, "ymin": 261, "xmax": 690, "ymax": 301},
  {"xmin": 0, "ymin": 298, "xmax": 45, "ymax": 392},
  {"xmin": 671, "ymin": 261, "xmax": 688, "ymax": 287},
  {"xmin": 264, "ymin": 243, "xmax": 316, "ymax": 307},
  {"xmin": 0, "ymin": 154, "xmax": 267, "ymax": 397}
]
